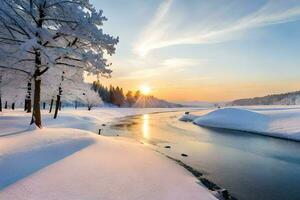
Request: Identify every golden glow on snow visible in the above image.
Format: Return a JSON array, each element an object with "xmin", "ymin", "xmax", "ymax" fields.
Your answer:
[{"xmin": 142, "ymin": 114, "xmax": 150, "ymax": 139}]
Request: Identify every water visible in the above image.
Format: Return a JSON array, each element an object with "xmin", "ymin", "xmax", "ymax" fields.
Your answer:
[{"xmin": 104, "ymin": 110, "xmax": 300, "ymax": 200}]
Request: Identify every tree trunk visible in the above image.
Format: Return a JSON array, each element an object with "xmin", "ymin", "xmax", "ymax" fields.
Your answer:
[
  {"xmin": 11, "ymin": 102, "xmax": 15, "ymax": 110},
  {"xmin": 0, "ymin": 96, "xmax": 2, "ymax": 112},
  {"xmin": 88, "ymin": 105, "xmax": 92, "ymax": 111},
  {"xmin": 4, "ymin": 101, "xmax": 7, "ymax": 109},
  {"xmin": 25, "ymin": 81, "xmax": 32, "ymax": 112},
  {"xmin": 54, "ymin": 94, "xmax": 60, "ymax": 119},
  {"xmin": 27, "ymin": 100, "xmax": 32, "ymax": 113},
  {"xmin": 75, "ymin": 100, "xmax": 77, "ymax": 109},
  {"xmin": 54, "ymin": 84, "xmax": 63, "ymax": 119},
  {"xmin": 30, "ymin": 6, "xmax": 45, "ymax": 128},
  {"xmin": 24, "ymin": 99, "xmax": 27, "ymax": 111},
  {"xmin": 30, "ymin": 48, "xmax": 43, "ymax": 128},
  {"xmin": 43, "ymin": 102, "xmax": 46, "ymax": 109},
  {"xmin": 30, "ymin": 77, "xmax": 42, "ymax": 128},
  {"xmin": 49, "ymin": 99, "xmax": 53, "ymax": 113}
]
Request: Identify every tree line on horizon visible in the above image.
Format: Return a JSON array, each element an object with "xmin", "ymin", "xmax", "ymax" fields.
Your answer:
[
  {"xmin": 0, "ymin": 80, "xmax": 144, "ymax": 113},
  {"xmin": 91, "ymin": 81, "xmax": 141, "ymax": 107},
  {"xmin": 231, "ymin": 90, "xmax": 300, "ymax": 106}
]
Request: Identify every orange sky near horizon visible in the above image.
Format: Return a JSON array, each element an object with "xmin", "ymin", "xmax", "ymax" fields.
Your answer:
[{"xmin": 85, "ymin": 73, "xmax": 300, "ymax": 102}]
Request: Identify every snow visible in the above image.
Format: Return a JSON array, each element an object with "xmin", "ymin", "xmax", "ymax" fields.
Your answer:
[
  {"xmin": 194, "ymin": 108, "xmax": 270, "ymax": 132},
  {"xmin": 179, "ymin": 114, "xmax": 199, "ymax": 122},
  {"xmin": 0, "ymin": 107, "xmax": 199, "ymax": 136},
  {"xmin": 182, "ymin": 107, "xmax": 300, "ymax": 141},
  {"xmin": 0, "ymin": 107, "xmax": 216, "ymax": 200}
]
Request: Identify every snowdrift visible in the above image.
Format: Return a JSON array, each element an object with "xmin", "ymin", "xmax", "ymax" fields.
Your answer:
[
  {"xmin": 0, "ymin": 128, "xmax": 216, "ymax": 200},
  {"xmin": 183, "ymin": 108, "xmax": 300, "ymax": 141},
  {"xmin": 193, "ymin": 108, "xmax": 270, "ymax": 133}
]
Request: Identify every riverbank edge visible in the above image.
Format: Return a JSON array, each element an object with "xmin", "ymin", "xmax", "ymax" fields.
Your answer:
[{"xmin": 157, "ymin": 150, "xmax": 238, "ymax": 200}]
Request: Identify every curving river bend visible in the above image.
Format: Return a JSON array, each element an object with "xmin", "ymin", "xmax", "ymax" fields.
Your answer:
[{"xmin": 104, "ymin": 110, "xmax": 300, "ymax": 200}]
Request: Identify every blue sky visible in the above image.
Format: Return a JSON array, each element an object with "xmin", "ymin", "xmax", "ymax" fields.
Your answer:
[{"xmin": 90, "ymin": 0, "xmax": 300, "ymax": 101}]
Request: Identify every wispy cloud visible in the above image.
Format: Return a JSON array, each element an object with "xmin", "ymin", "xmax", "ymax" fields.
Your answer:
[
  {"xmin": 162, "ymin": 58, "xmax": 205, "ymax": 69},
  {"xmin": 116, "ymin": 57, "xmax": 205, "ymax": 80},
  {"xmin": 134, "ymin": 0, "xmax": 300, "ymax": 56},
  {"xmin": 133, "ymin": 0, "xmax": 173, "ymax": 57}
]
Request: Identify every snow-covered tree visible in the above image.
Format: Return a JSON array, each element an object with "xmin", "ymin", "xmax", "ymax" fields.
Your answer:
[
  {"xmin": 0, "ymin": 48, "xmax": 32, "ymax": 112},
  {"xmin": 63, "ymin": 82, "xmax": 102, "ymax": 110},
  {"xmin": 80, "ymin": 88, "xmax": 102, "ymax": 110},
  {"xmin": 0, "ymin": 69, "xmax": 27, "ymax": 111},
  {"xmin": 0, "ymin": 0, "xmax": 118, "ymax": 127}
]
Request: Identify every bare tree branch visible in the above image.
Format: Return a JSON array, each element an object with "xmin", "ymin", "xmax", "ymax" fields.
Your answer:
[{"xmin": 0, "ymin": 65, "xmax": 31, "ymax": 75}]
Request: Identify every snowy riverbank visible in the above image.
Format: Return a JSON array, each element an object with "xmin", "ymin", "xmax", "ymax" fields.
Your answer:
[
  {"xmin": 0, "ymin": 108, "xmax": 217, "ymax": 200},
  {"xmin": 180, "ymin": 106, "xmax": 300, "ymax": 141},
  {"xmin": 0, "ymin": 107, "xmax": 201, "ymax": 136}
]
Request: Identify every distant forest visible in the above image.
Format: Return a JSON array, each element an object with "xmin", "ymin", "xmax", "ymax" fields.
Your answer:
[
  {"xmin": 231, "ymin": 91, "xmax": 300, "ymax": 106},
  {"xmin": 92, "ymin": 81, "xmax": 141, "ymax": 107}
]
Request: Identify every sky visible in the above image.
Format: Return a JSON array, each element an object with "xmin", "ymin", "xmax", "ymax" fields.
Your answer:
[{"xmin": 89, "ymin": 0, "xmax": 300, "ymax": 102}]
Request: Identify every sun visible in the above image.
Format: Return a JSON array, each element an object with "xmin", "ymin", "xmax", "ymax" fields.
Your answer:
[{"xmin": 140, "ymin": 85, "xmax": 151, "ymax": 95}]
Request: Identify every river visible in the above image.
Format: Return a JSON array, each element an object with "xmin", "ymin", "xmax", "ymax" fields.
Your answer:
[{"xmin": 104, "ymin": 110, "xmax": 300, "ymax": 200}]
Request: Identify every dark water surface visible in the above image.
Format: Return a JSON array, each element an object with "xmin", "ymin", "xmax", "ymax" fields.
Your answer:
[{"xmin": 105, "ymin": 110, "xmax": 300, "ymax": 200}]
